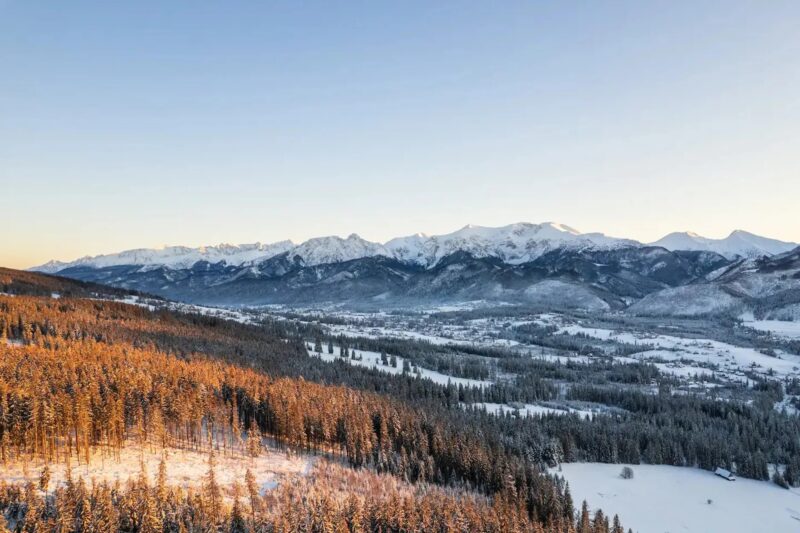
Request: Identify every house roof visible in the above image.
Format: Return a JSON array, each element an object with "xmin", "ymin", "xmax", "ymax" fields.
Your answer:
[{"xmin": 714, "ymin": 467, "xmax": 735, "ymax": 478}]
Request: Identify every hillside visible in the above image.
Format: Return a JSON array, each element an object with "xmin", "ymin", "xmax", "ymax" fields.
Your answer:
[
  {"xmin": 0, "ymin": 266, "xmax": 149, "ymax": 300},
  {"xmin": 0, "ymin": 268, "xmax": 596, "ymax": 532},
  {"xmin": 35, "ymin": 246, "xmax": 732, "ymax": 310},
  {"xmin": 629, "ymin": 246, "xmax": 800, "ymax": 318}
]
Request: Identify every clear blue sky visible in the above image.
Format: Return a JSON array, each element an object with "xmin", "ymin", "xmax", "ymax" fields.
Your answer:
[{"xmin": 2, "ymin": 1, "xmax": 799, "ymax": 268}]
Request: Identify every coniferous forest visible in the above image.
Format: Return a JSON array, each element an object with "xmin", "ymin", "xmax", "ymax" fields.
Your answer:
[
  {"xmin": 3, "ymin": 266, "xmax": 800, "ymax": 530},
  {"xmin": 0, "ymin": 268, "xmax": 632, "ymax": 532}
]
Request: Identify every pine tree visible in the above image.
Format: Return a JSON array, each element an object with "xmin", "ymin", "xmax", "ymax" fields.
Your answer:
[
  {"xmin": 76, "ymin": 478, "xmax": 92, "ymax": 533},
  {"xmin": 578, "ymin": 500, "xmax": 591, "ymax": 533},
  {"xmin": 593, "ymin": 508, "xmax": 608, "ymax": 533},
  {"xmin": 612, "ymin": 514, "xmax": 624, "ymax": 533},
  {"xmin": 21, "ymin": 481, "xmax": 40, "ymax": 533},
  {"xmin": 136, "ymin": 458, "xmax": 163, "ymax": 533},
  {"xmin": 39, "ymin": 465, "xmax": 51, "ymax": 493},
  {"xmin": 247, "ymin": 420, "xmax": 263, "ymax": 459},
  {"xmin": 93, "ymin": 483, "xmax": 117, "ymax": 532},
  {"xmin": 244, "ymin": 468, "xmax": 260, "ymax": 524},
  {"xmin": 156, "ymin": 455, "xmax": 168, "ymax": 504},
  {"xmin": 563, "ymin": 482, "xmax": 574, "ymax": 521},
  {"xmin": 204, "ymin": 450, "xmax": 223, "ymax": 525},
  {"xmin": 230, "ymin": 482, "xmax": 247, "ymax": 533}
]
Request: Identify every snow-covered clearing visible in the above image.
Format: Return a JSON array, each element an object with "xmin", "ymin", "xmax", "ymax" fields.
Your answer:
[
  {"xmin": 774, "ymin": 395, "xmax": 800, "ymax": 416},
  {"xmin": 0, "ymin": 442, "xmax": 311, "ymax": 500},
  {"xmin": 745, "ymin": 320, "xmax": 800, "ymax": 339},
  {"xmin": 307, "ymin": 347, "xmax": 491, "ymax": 388},
  {"xmin": 555, "ymin": 462, "xmax": 800, "ymax": 533},
  {"xmin": 112, "ymin": 295, "xmax": 258, "ymax": 325},
  {"xmin": 466, "ymin": 402, "xmax": 595, "ymax": 419},
  {"xmin": 325, "ymin": 323, "xmax": 468, "ymax": 346}
]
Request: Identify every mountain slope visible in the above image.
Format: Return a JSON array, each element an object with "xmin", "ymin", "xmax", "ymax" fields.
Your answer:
[
  {"xmin": 650, "ymin": 230, "xmax": 797, "ymax": 259},
  {"xmin": 629, "ymin": 246, "xmax": 800, "ymax": 318},
  {"xmin": 34, "ymin": 241, "xmax": 294, "ymax": 273},
  {"xmin": 50, "ymin": 246, "xmax": 731, "ymax": 309},
  {"xmin": 385, "ymin": 222, "xmax": 636, "ymax": 267}
]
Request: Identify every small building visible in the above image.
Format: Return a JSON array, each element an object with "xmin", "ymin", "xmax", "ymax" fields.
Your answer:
[{"xmin": 714, "ymin": 467, "xmax": 736, "ymax": 481}]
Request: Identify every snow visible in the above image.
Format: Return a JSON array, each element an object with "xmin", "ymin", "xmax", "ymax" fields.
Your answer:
[
  {"xmin": 653, "ymin": 362, "xmax": 713, "ymax": 379},
  {"xmin": 650, "ymin": 230, "xmax": 797, "ymax": 259},
  {"xmin": 288, "ymin": 234, "xmax": 390, "ymax": 267},
  {"xmin": 32, "ymin": 241, "xmax": 295, "ymax": 273},
  {"xmin": 774, "ymin": 395, "xmax": 800, "ymax": 416},
  {"xmin": 307, "ymin": 346, "xmax": 491, "ymax": 388},
  {"xmin": 745, "ymin": 320, "xmax": 800, "ymax": 339},
  {"xmin": 386, "ymin": 222, "xmax": 635, "ymax": 267},
  {"xmin": 102, "ymin": 295, "xmax": 260, "ymax": 325},
  {"xmin": 467, "ymin": 402, "xmax": 595, "ymax": 419},
  {"xmin": 32, "ymin": 221, "xmax": 637, "ymax": 272},
  {"xmin": 0, "ymin": 441, "xmax": 311, "ymax": 501},
  {"xmin": 554, "ymin": 321, "xmax": 800, "ymax": 382},
  {"xmin": 554, "ymin": 462, "xmax": 800, "ymax": 533},
  {"xmin": 32, "ymin": 222, "xmax": 797, "ymax": 274}
]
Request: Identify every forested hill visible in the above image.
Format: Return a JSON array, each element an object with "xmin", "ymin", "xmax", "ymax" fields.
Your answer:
[
  {"xmin": 0, "ymin": 266, "xmax": 152, "ymax": 301},
  {"xmin": 0, "ymin": 267, "xmax": 616, "ymax": 532}
]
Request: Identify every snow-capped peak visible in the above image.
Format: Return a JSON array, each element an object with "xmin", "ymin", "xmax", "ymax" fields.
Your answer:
[
  {"xmin": 30, "ymin": 222, "xmax": 798, "ymax": 274},
  {"xmin": 32, "ymin": 241, "xmax": 295, "ymax": 273},
  {"xmin": 386, "ymin": 222, "xmax": 635, "ymax": 267},
  {"xmin": 650, "ymin": 230, "xmax": 797, "ymax": 259},
  {"xmin": 287, "ymin": 234, "xmax": 389, "ymax": 267}
]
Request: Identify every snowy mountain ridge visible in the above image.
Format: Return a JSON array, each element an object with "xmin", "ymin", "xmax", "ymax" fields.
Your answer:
[
  {"xmin": 32, "ymin": 222, "xmax": 798, "ymax": 273},
  {"xmin": 385, "ymin": 222, "xmax": 638, "ymax": 267},
  {"xmin": 649, "ymin": 230, "xmax": 797, "ymax": 259},
  {"xmin": 34, "ymin": 241, "xmax": 295, "ymax": 274}
]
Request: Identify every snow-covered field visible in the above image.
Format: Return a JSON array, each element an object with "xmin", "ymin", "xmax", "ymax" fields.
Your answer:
[
  {"xmin": 538, "ymin": 315, "xmax": 800, "ymax": 383},
  {"xmin": 274, "ymin": 307, "xmax": 800, "ymax": 387},
  {"xmin": 746, "ymin": 320, "xmax": 800, "ymax": 339},
  {"xmin": 0, "ymin": 442, "xmax": 311, "ymax": 499},
  {"xmin": 308, "ymin": 346, "xmax": 491, "ymax": 388},
  {"xmin": 555, "ymin": 463, "xmax": 800, "ymax": 533}
]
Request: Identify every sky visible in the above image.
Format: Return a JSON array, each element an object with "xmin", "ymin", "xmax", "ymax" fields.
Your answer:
[{"xmin": 1, "ymin": 1, "xmax": 799, "ymax": 269}]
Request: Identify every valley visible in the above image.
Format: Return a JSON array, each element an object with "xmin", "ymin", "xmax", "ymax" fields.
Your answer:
[{"xmin": 6, "ymin": 2, "xmax": 800, "ymax": 529}]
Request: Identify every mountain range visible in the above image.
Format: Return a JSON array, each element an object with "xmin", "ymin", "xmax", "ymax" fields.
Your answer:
[
  {"xmin": 30, "ymin": 222, "xmax": 800, "ymax": 317},
  {"xmin": 33, "ymin": 222, "xmax": 797, "ymax": 273}
]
